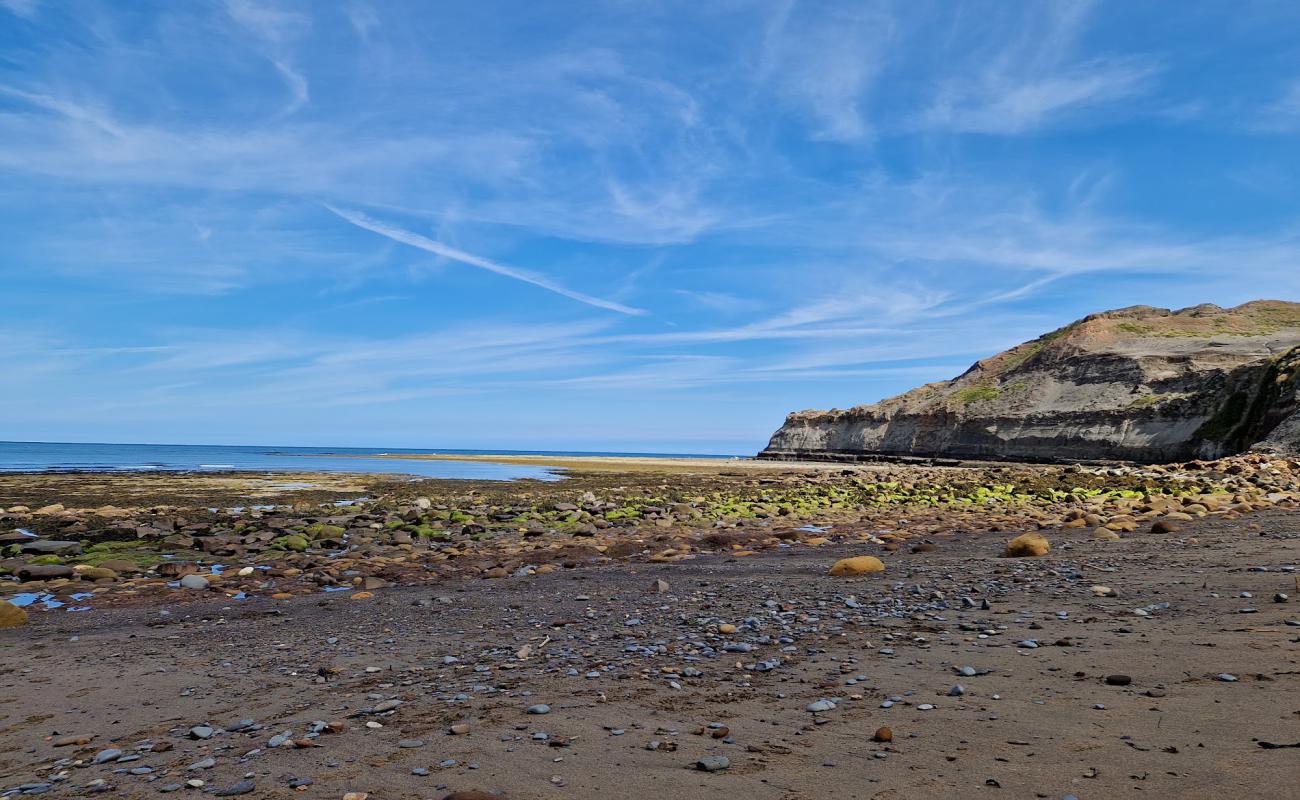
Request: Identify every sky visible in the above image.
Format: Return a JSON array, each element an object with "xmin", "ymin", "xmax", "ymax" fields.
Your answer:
[{"xmin": 2, "ymin": 0, "xmax": 1300, "ymax": 454}]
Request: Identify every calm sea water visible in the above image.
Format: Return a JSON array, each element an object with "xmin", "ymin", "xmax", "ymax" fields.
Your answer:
[{"xmin": 0, "ymin": 441, "xmax": 735, "ymax": 481}]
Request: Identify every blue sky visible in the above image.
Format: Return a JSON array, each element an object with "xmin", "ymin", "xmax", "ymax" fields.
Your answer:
[{"xmin": 3, "ymin": 1, "xmax": 1300, "ymax": 454}]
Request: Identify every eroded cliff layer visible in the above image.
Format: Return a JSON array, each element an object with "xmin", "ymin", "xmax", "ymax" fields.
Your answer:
[{"xmin": 761, "ymin": 300, "xmax": 1300, "ymax": 464}]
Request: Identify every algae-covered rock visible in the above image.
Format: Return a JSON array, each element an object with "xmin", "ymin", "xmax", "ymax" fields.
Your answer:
[
  {"xmin": 0, "ymin": 600, "xmax": 28, "ymax": 629},
  {"xmin": 827, "ymin": 555, "xmax": 885, "ymax": 576},
  {"xmin": 1005, "ymin": 532, "xmax": 1050, "ymax": 557}
]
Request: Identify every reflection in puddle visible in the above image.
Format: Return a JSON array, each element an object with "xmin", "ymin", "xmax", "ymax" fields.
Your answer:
[{"xmin": 9, "ymin": 592, "xmax": 92, "ymax": 611}]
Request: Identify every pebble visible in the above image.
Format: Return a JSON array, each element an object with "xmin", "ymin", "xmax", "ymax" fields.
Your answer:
[
  {"xmin": 92, "ymin": 749, "xmax": 122, "ymax": 764},
  {"xmin": 806, "ymin": 699, "xmax": 836, "ymax": 713},
  {"xmin": 399, "ymin": 739, "xmax": 425, "ymax": 748},
  {"xmin": 527, "ymin": 704, "xmax": 551, "ymax": 715},
  {"xmin": 212, "ymin": 781, "xmax": 255, "ymax": 796}
]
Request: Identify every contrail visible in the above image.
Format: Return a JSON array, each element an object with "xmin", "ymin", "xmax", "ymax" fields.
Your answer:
[{"xmin": 326, "ymin": 205, "xmax": 646, "ymax": 316}]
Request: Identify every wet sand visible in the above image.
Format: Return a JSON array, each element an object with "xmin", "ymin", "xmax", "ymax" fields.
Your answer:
[{"xmin": 3, "ymin": 508, "xmax": 1297, "ymax": 799}]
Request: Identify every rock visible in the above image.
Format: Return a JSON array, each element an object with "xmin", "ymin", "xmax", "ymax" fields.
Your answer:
[
  {"xmin": 18, "ymin": 564, "xmax": 74, "ymax": 580},
  {"xmin": 526, "ymin": 704, "xmax": 550, "ymax": 715},
  {"xmin": 1005, "ymin": 533, "xmax": 1050, "ymax": 557},
  {"xmin": 449, "ymin": 723, "xmax": 470, "ymax": 735},
  {"xmin": 188, "ymin": 725, "xmax": 214, "ymax": 739},
  {"xmin": 1104, "ymin": 675, "xmax": 1132, "ymax": 686},
  {"xmin": 806, "ymin": 699, "xmax": 836, "ymax": 713},
  {"xmin": 92, "ymin": 748, "xmax": 123, "ymax": 764},
  {"xmin": 1151, "ymin": 519, "xmax": 1181, "ymax": 534},
  {"xmin": 20, "ymin": 540, "xmax": 82, "ymax": 556},
  {"xmin": 872, "ymin": 726, "xmax": 892, "ymax": 742},
  {"xmin": 178, "ymin": 574, "xmax": 209, "ymax": 590},
  {"xmin": 212, "ymin": 781, "xmax": 255, "ymax": 796},
  {"xmin": 74, "ymin": 566, "xmax": 118, "ymax": 581},
  {"xmin": 827, "ymin": 556, "xmax": 885, "ymax": 576},
  {"xmin": 760, "ymin": 301, "xmax": 1300, "ymax": 463},
  {"xmin": 696, "ymin": 755, "xmax": 731, "ymax": 772},
  {"xmin": 52, "ymin": 735, "xmax": 93, "ymax": 747},
  {"xmin": 398, "ymin": 739, "xmax": 424, "ymax": 748},
  {"xmin": 157, "ymin": 562, "xmax": 199, "ymax": 578},
  {"xmin": 442, "ymin": 793, "xmax": 506, "ymax": 800},
  {"xmin": 0, "ymin": 600, "xmax": 27, "ymax": 629},
  {"xmin": 1092, "ymin": 528, "xmax": 1121, "ymax": 541}
]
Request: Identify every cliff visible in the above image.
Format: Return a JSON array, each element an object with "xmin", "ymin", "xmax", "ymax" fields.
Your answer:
[{"xmin": 760, "ymin": 300, "xmax": 1300, "ymax": 464}]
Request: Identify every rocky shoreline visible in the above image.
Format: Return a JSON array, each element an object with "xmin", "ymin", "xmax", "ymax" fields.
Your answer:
[{"xmin": 3, "ymin": 455, "xmax": 1300, "ymax": 621}]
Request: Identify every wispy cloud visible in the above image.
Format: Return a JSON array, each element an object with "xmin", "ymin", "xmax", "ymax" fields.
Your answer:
[
  {"xmin": 0, "ymin": 0, "xmax": 37, "ymax": 19},
  {"xmin": 1249, "ymin": 78, "xmax": 1300, "ymax": 133},
  {"xmin": 917, "ymin": 4, "xmax": 1159, "ymax": 134},
  {"xmin": 326, "ymin": 205, "xmax": 647, "ymax": 315},
  {"xmin": 223, "ymin": 0, "xmax": 312, "ymax": 115},
  {"xmin": 758, "ymin": 0, "xmax": 893, "ymax": 141},
  {"xmin": 922, "ymin": 57, "xmax": 1158, "ymax": 134}
]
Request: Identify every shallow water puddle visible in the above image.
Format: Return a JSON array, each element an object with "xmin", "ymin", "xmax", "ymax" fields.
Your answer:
[
  {"xmin": 9, "ymin": 591, "xmax": 94, "ymax": 611},
  {"xmin": 797, "ymin": 524, "xmax": 831, "ymax": 533}
]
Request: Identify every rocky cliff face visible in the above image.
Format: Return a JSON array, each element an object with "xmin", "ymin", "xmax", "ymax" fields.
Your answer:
[{"xmin": 761, "ymin": 300, "xmax": 1300, "ymax": 464}]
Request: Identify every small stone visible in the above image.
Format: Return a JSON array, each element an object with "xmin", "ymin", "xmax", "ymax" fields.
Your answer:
[
  {"xmin": 872, "ymin": 726, "xmax": 892, "ymax": 743},
  {"xmin": 449, "ymin": 723, "xmax": 471, "ymax": 735},
  {"xmin": 1216, "ymin": 673, "xmax": 1238, "ymax": 682},
  {"xmin": 1104, "ymin": 675, "xmax": 1132, "ymax": 686},
  {"xmin": 806, "ymin": 699, "xmax": 836, "ymax": 713},
  {"xmin": 527, "ymin": 704, "xmax": 550, "ymax": 715},
  {"xmin": 189, "ymin": 725, "xmax": 215, "ymax": 739},
  {"xmin": 399, "ymin": 739, "xmax": 424, "ymax": 748},
  {"xmin": 92, "ymin": 748, "xmax": 123, "ymax": 764}
]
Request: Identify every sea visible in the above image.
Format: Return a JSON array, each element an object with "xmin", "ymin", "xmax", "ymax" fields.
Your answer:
[{"xmin": 0, "ymin": 441, "xmax": 735, "ymax": 481}]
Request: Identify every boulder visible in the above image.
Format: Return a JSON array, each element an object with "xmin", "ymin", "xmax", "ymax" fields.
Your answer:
[
  {"xmin": 18, "ymin": 564, "xmax": 75, "ymax": 581},
  {"xmin": 20, "ymin": 540, "xmax": 82, "ymax": 557},
  {"xmin": 0, "ymin": 600, "xmax": 27, "ymax": 628},
  {"xmin": 827, "ymin": 555, "xmax": 886, "ymax": 576},
  {"xmin": 1005, "ymin": 532, "xmax": 1050, "ymax": 557}
]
